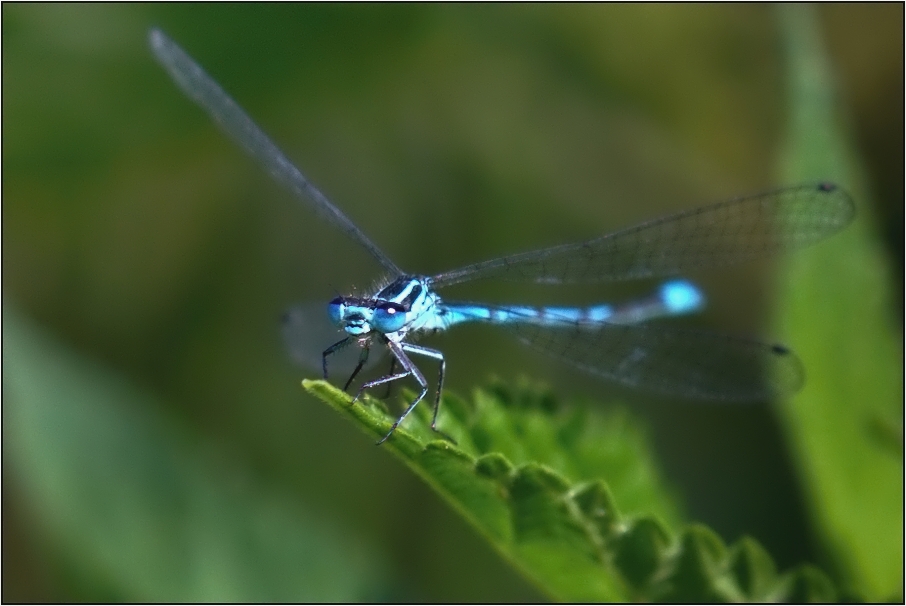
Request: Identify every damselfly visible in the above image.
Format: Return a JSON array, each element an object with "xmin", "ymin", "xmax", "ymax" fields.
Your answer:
[{"xmin": 150, "ymin": 29, "xmax": 854, "ymax": 444}]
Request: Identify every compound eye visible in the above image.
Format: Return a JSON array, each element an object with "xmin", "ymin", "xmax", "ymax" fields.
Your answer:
[
  {"xmin": 372, "ymin": 302, "xmax": 407, "ymax": 333},
  {"xmin": 380, "ymin": 302, "xmax": 405, "ymax": 313},
  {"xmin": 327, "ymin": 298, "xmax": 344, "ymax": 326}
]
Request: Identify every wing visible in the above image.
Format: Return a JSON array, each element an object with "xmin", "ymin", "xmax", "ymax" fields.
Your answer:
[
  {"xmin": 149, "ymin": 29, "xmax": 402, "ymax": 275},
  {"xmin": 510, "ymin": 321, "xmax": 804, "ymax": 401},
  {"xmin": 431, "ymin": 183, "xmax": 854, "ymax": 288},
  {"xmin": 281, "ymin": 303, "xmax": 386, "ymax": 376}
]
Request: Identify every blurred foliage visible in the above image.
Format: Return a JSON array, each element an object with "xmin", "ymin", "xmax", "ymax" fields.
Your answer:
[
  {"xmin": 4, "ymin": 305, "xmax": 385, "ymax": 602},
  {"xmin": 3, "ymin": 4, "xmax": 901, "ymax": 602},
  {"xmin": 774, "ymin": 5, "xmax": 903, "ymax": 600}
]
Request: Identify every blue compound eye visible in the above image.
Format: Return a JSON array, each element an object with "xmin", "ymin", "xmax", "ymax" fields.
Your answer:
[
  {"xmin": 372, "ymin": 302, "xmax": 407, "ymax": 333},
  {"xmin": 327, "ymin": 297, "xmax": 344, "ymax": 326}
]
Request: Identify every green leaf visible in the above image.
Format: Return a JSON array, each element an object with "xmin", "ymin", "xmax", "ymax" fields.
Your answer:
[
  {"xmin": 304, "ymin": 378, "xmax": 839, "ymax": 602},
  {"xmin": 3, "ymin": 305, "xmax": 385, "ymax": 602},
  {"xmin": 773, "ymin": 5, "xmax": 903, "ymax": 600},
  {"xmin": 728, "ymin": 537, "xmax": 778, "ymax": 601}
]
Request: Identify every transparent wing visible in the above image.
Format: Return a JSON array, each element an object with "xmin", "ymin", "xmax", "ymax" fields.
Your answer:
[
  {"xmin": 510, "ymin": 321, "xmax": 804, "ymax": 401},
  {"xmin": 281, "ymin": 303, "xmax": 386, "ymax": 377},
  {"xmin": 149, "ymin": 29, "xmax": 402, "ymax": 275},
  {"xmin": 431, "ymin": 183, "xmax": 854, "ymax": 288}
]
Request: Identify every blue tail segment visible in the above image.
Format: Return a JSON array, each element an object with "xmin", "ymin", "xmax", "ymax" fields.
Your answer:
[
  {"xmin": 440, "ymin": 280, "xmax": 705, "ymax": 329},
  {"xmin": 660, "ymin": 280, "xmax": 705, "ymax": 315}
]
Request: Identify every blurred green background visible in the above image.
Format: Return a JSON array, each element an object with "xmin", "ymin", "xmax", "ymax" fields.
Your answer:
[{"xmin": 3, "ymin": 4, "xmax": 901, "ymax": 602}]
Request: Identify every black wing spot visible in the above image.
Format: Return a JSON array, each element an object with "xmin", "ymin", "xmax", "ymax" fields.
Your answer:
[
  {"xmin": 771, "ymin": 344, "xmax": 791, "ymax": 356},
  {"xmin": 817, "ymin": 182, "xmax": 837, "ymax": 193}
]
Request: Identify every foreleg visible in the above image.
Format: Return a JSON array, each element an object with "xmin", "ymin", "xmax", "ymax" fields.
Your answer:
[{"xmin": 322, "ymin": 337, "xmax": 352, "ymax": 380}]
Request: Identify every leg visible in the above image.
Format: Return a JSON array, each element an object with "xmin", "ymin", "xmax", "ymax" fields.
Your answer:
[
  {"xmin": 351, "ymin": 366, "xmax": 413, "ymax": 404},
  {"xmin": 322, "ymin": 337, "xmax": 352, "ymax": 380},
  {"xmin": 368, "ymin": 341, "xmax": 429, "ymax": 444},
  {"xmin": 401, "ymin": 343, "xmax": 454, "ymax": 443},
  {"xmin": 351, "ymin": 339, "xmax": 409, "ymax": 403},
  {"xmin": 381, "ymin": 356, "xmax": 398, "ymax": 398},
  {"xmin": 343, "ymin": 344, "xmax": 371, "ymax": 391}
]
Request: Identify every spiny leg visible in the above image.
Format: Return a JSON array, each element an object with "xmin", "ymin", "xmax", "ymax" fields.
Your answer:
[
  {"xmin": 351, "ymin": 340, "xmax": 412, "ymax": 406},
  {"xmin": 401, "ymin": 343, "xmax": 454, "ymax": 443},
  {"xmin": 322, "ymin": 337, "xmax": 352, "ymax": 380},
  {"xmin": 369, "ymin": 341, "xmax": 429, "ymax": 445},
  {"xmin": 381, "ymin": 356, "xmax": 398, "ymax": 399},
  {"xmin": 343, "ymin": 344, "xmax": 371, "ymax": 391}
]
